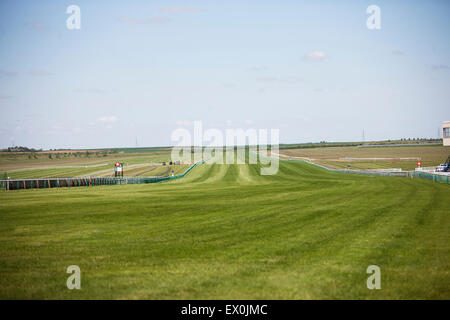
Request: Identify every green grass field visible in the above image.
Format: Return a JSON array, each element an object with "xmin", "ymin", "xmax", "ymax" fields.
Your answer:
[{"xmin": 0, "ymin": 159, "xmax": 449, "ymax": 299}]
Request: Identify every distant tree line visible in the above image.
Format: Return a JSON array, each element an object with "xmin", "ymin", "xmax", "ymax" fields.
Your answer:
[
  {"xmin": 0, "ymin": 147, "xmax": 119, "ymax": 160},
  {"xmin": 1, "ymin": 146, "xmax": 42, "ymax": 152},
  {"xmin": 45, "ymin": 150, "xmax": 118, "ymax": 160}
]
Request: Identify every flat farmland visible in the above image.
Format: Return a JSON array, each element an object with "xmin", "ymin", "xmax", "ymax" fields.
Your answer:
[
  {"xmin": 0, "ymin": 151, "xmax": 177, "ymax": 179},
  {"xmin": 279, "ymin": 145, "xmax": 450, "ymax": 171},
  {"xmin": 0, "ymin": 151, "xmax": 172, "ymax": 171}
]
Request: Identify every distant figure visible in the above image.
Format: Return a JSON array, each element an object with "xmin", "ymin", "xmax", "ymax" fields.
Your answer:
[{"xmin": 114, "ymin": 162, "xmax": 123, "ymax": 177}]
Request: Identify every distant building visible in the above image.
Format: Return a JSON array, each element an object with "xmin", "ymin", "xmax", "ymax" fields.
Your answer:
[{"xmin": 443, "ymin": 121, "xmax": 450, "ymax": 146}]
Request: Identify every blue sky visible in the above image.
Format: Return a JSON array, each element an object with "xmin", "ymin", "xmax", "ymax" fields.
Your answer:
[{"xmin": 0, "ymin": 0, "xmax": 449, "ymax": 149}]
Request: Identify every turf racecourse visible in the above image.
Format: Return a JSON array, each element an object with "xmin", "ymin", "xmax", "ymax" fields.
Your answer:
[{"xmin": 0, "ymin": 161, "xmax": 449, "ymax": 299}]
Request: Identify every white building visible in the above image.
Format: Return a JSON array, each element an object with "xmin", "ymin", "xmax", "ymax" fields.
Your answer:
[{"xmin": 443, "ymin": 121, "xmax": 450, "ymax": 146}]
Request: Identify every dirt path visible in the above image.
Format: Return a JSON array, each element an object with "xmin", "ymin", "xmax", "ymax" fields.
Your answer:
[
  {"xmin": 157, "ymin": 166, "xmax": 171, "ymax": 177},
  {"xmin": 135, "ymin": 166, "xmax": 157, "ymax": 176}
]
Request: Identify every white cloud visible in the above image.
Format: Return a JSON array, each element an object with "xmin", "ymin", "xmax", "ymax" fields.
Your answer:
[
  {"xmin": 431, "ymin": 64, "xmax": 449, "ymax": 71},
  {"xmin": 222, "ymin": 82, "xmax": 238, "ymax": 88},
  {"xmin": 279, "ymin": 77, "xmax": 301, "ymax": 84},
  {"xmin": 98, "ymin": 116, "xmax": 118, "ymax": 123},
  {"xmin": 117, "ymin": 17, "xmax": 169, "ymax": 25},
  {"xmin": 28, "ymin": 70, "xmax": 54, "ymax": 76},
  {"xmin": 304, "ymin": 51, "xmax": 327, "ymax": 62},
  {"xmin": 256, "ymin": 76, "xmax": 301, "ymax": 84},
  {"xmin": 175, "ymin": 120, "xmax": 193, "ymax": 126},
  {"xmin": 51, "ymin": 124, "xmax": 64, "ymax": 130},
  {"xmin": 160, "ymin": 6, "xmax": 202, "ymax": 14},
  {"xmin": 392, "ymin": 50, "xmax": 405, "ymax": 55},
  {"xmin": 256, "ymin": 76, "xmax": 278, "ymax": 83},
  {"xmin": 74, "ymin": 88, "xmax": 116, "ymax": 94},
  {"xmin": 248, "ymin": 66, "xmax": 267, "ymax": 72},
  {"xmin": 24, "ymin": 22, "xmax": 47, "ymax": 31},
  {"xmin": 45, "ymin": 123, "xmax": 64, "ymax": 135}
]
